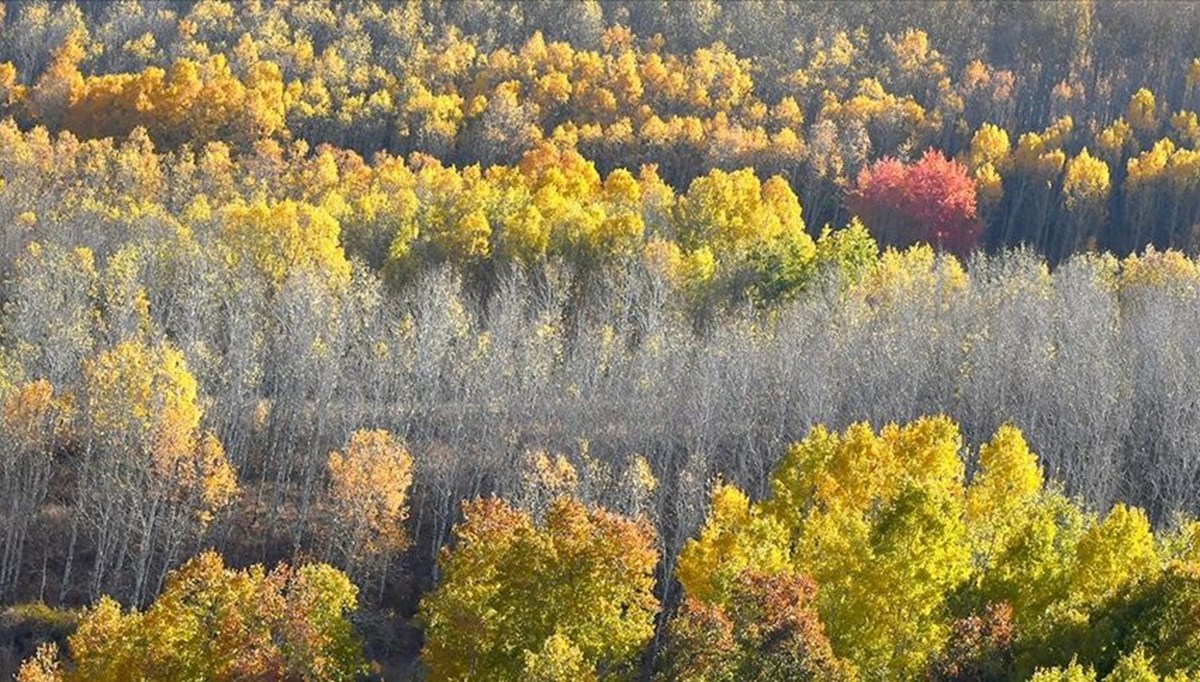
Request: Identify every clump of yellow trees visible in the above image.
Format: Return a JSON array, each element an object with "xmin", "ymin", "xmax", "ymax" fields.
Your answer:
[
  {"xmin": 16, "ymin": 552, "xmax": 367, "ymax": 682},
  {"xmin": 666, "ymin": 417, "xmax": 1200, "ymax": 681}
]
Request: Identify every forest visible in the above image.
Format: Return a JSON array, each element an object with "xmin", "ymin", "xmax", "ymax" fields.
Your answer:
[{"xmin": 2, "ymin": 0, "xmax": 1200, "ymax": 679}]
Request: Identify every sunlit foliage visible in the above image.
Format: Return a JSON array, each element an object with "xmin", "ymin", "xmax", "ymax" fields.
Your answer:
[
  {"xmin": 16, "ymin": 552, "xmax": 366, "ymax": 681},
  {"xmin": 419, "ymin": 497, "xmax": 659, "ymax": 681}
]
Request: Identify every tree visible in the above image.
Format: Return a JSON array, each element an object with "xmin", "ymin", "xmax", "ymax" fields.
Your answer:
[
  {"xmin": 25, "ymin": 29, "xmax": 86, "ymax": 130},
  {"xmin": 69, "ymin": 339, "xmax": 238, "ymax": 605},
  {"xmin": 848, "ymin": 149, "xmax": 983, "ymax": 255},
  {"xmin": 676, "ymin": 483, "xmax": 790, "ymax": 605},
  {"xmin": 322, "ymin": 429, "xmax": 413, "ymax": 596},
  {"xmin": 1127, "ymin": 89, "xmax": 1160, "ymax": 139},
  {"xmin": 1060, "ymin": 148, "xmax": 1111, "ymax": 257},
  {"xmin": 1069, "ymin": 505, "xmax": 1158, "ymax": 611},
  {"xmin": 769, "ymin": 418, "xmax": 971, "ymax": 678},
  {"xmin": 19, "ymin": 551, "xmax": 367, "ymax": 681},
  {"xmin": 682, "ymin": 418, "xmax": 972, "ymax": 678},
  {"xmin": 219, "ymin": 198, "xmax": 351, "ymax": 287},
  {"xmin": 673, "ymin": 168, "xmax": 809, "ymax": 255},
  {"xmin": 4, "ymin": 243, "xmax": 98, "ymax": 388},
  {"xmin": 0, "ymin": 380, "xmax": 67, "ymax": 598},
  {"xmin": 419, "ymin": 497, "xmax": 659, "ymax": 681},
  {"xmin": 1082, "ymin": 563, "xmax": 1200, "ymax": 677},
  {"xmin": 661, "ymin": 569, "xmax": 856, "ymax": 681},
  {"xmin": 673, "ymin": 168, "xmax": 815, "ymax": 302},
  {"xmin": 927, "ymin": 603, "xmax": 1015, "ymax": 681},
  {"xmin": 1030, "ymin": 659, "xmax": 1097, "ymax": 682},
  {"xmin": 963, "ymin": 425, "xmax": 1086, "ymax": 644},
  {"xmin": 1101, "ymin": 648, "xmax": 1162, "ymax": 682}
]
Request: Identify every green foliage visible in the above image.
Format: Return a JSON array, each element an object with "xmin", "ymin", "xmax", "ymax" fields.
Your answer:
[
  {"xmin": 675, "ymin": 417, "xmax": 1200, "ymax": 681},
  {"xmin": 1, "ymin": 603, "xmax": 78, "ymax": 668},
  {"xmin": 10, "ymin": 4, "xmax": 1200, "ymax": 680},
  {"xmin": 1031, "ymin": 659, "xmax": 1098, "ymax": 682},
  {"xmin": 1083, "ymin": 564, "xmax": 1200, "ymax": 678},
  {"xmin": 419, "ymin": 497, "xmax": 659, "ymax": 681},
  {"xmin": 17, "ymin": 552, "xmax": 367, "ymax": 682},
  {"xmin": 1104, "ymin": 648, "xmax": 1161, "ymax": 682}
]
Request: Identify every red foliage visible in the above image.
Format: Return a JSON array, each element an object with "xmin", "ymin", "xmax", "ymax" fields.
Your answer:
[
  {"xmin": 927, "ymin": 602, "xmax": 1015, "ymax": 681},
  {"xmin": 662, "ymin": 570, "xmax": 856, "ymax": 680},
  {"xmin": 848, "ymin": 149, "xmax": 983, "ymax": 255}
]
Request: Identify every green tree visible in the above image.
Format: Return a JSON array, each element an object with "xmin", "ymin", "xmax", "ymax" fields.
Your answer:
[{"xmin": 419, "ymin": 497, "xmax": 659, "ymax": 681}]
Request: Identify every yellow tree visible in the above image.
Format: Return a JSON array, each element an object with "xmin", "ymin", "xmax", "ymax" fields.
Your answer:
[
  {"xmin": 70, "ymin": 339, "xmax": 238, "ymax": 605},
  {"xmin": 20, "ymin": 551, "xmax": 366, "ymax": 681},
  {"xmin": 26, "ymin": 29, "xmax": 86, "ymax": 129},
  {"xmin": 1124, "ymin": 139, "xmax": 1175, "ymax": 249},
  {"xmin": 674, "ymin": 168, "xmax": 808, "ymax": 254},
  {"xmin": 419, "ymin": 496, "xmax": 659, "ymax": 681},
  {"xmin": 486, "ymin": 165, "xmax": 551, "ymax": 267},
  {"xmin": 1068, "ymin": 505, "xmax": 1158, "ymax": 612},
  {"xmin": 340, "ymin": 153, "xmax": 419, "ymax": 270},
  {"xmin": 968, "ymin": 123, "xmax": 1012, "ymax": 217},
  {"xmin": 219, "ymin": 197, "xmax": 351, "ymax": 287},
  {"xmin": 680, "ymin": 417, "xmax": 972, "ymax": 678},
  {"xmin": 1128, "ymin": 89, "xmax": 1160, "ymax": 139},
  {"xmin": 322, "ymin": 429, "xmax": 414, "ymax": 596},
  {"xmin": 673, "ymin": 168, "xmax": 815, "ymax": 302},
  {"xmin": 768, "ymin": 418, "xmax": 971, "ymax": 678},
  {"xmin": 676, "ymin": 483, "xmax": 790, "ymax": 605},
  {"xmin": 964, "ymin": 426, "xmax": 1086, "ymax": 647},
  {"xmin": 1061, "ymin": 148, "xmax": 1111, "ymax": 253}
]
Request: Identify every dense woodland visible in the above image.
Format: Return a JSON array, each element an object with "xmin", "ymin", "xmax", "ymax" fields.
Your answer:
[{"xmin": 2, "ymin": 1, "xmax": 1200, "ymax": 680}]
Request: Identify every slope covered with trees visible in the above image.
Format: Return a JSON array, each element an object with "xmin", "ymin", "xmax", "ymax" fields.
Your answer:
[{"xmin": 2, "ymin": 1, "xmax": 1200, "ymax": 680}]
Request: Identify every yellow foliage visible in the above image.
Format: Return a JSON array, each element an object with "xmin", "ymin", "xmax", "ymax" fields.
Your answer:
[
  {"xmin": 36, "ymin": 552, "xmax": 365, "ymax": 681},
  {"xmin": 970, "ymin": 123, "xmax": 1013, "ymax": 173},
  {"xmin": 1015, "ymin": 128, "xmax": 1068, "ymax": 182},
  {"xmin": 327, "ymin": 429, "xmax": 414, "ymax": 561},
  {"xmin": 975, "ymin": 161, "xmax": 1005, "ymax": 211},
  {"xmin": 765, "ymin": 417, "xmax": 969, "ymax": 678},
  {"xmin": 1126, "ymin": 138, "xmax": 1175, "ymax": 193},
  {"xmin": 1063, "ymin": 148, "xmax": 1111, "ymax": 212},
  {"xmin": 420, "ymin": 497, "xmax": 659, "ymax": 682},
  {"xmin": 1117, "ymin": 248, "xmax": 1200, "ymax": 299},
  {"xmin": 968, "ymin": 424, "xmax": 1044, "ymax": 529},
  {"xmin": 1170, "ymin": 110, "xmax": 1200, "ymax": 148},
  {"xmin": 521, "ymin": 451, "xmax": 580, "ymax": 505},
  {"xmin": 1031, "ymin": 659, "xmax": 1098, "ymax": 682},
  {"xmin": 15, "ymin": 643, "xmax": 63, "ymax": 682},
  {"xmin": 855, "ymin": 243, "xmax": 968, "ymax": 308},
  {"xmin": 1070, "ymin": 504, "xmax": 1158, "ymax": 609},
  {"xmin": 1097, "ymin": 118, "xmax": 1134, "ymax": 162},
  {"xmin": 1188, "ymin": 59, "xmax": 1200, "ymax": 92},
  {"xmin": 522, "ymin": 634, "xmax": 596, "ymax": 682},
  {"xmin": 83, "ymin": 339, "xmax": 237, "ymax": 525},
  {"xmin": 966, "ymin": 424, "xmax": 1050, "ymax": 591},
  {"xmin": 675, "ymin": 168, "xmax": 810, "ymax": 256},
  {"xmin": 1128, "ymin": 88, "xmax": 1160, "ymax": 136},
  {"xmin": 220, "ymin": 198, "xmax": 350, "ymax": 285},
  {"xmin": 677, "ymin": 483, "xmax": 791, "ymax": 604},
  {"xmin": 3, "ymin": 379, "xmax": 68, "ymax": 449}
]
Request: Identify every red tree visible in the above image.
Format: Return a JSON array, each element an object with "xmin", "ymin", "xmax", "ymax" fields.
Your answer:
[{"xmin": 848, "ymin": 149, "xmax": 983, "ymax": 255}]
